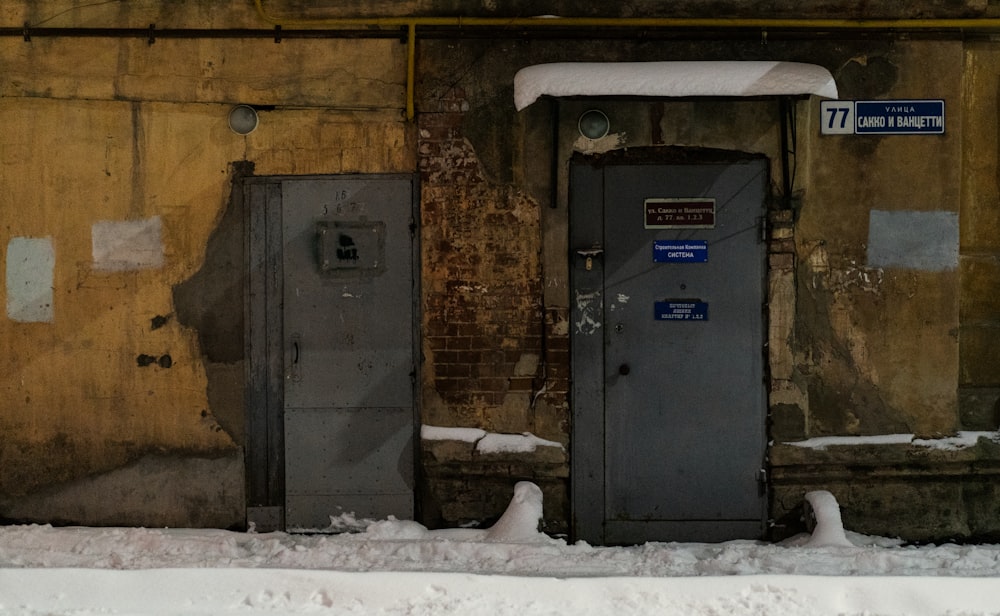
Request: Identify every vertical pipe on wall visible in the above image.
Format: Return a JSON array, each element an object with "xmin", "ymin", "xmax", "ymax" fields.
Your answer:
[
  {"xmin": 406, "ymin": 22, "xmax": 416, "ymax": 121},
  {"xmin": 550, "ymin": 98, "xmax": 560, "ymax": 209},
  {"xmin": 778, "ymin": 97, "xmax": 793, "ymax": 209}
]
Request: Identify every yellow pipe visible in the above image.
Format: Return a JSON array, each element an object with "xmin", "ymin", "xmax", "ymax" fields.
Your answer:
[
  {"xmin": 253, "ymin": 1, "xmax": 1000, "ymax": 30},
  {"xmin": 253, "ymin": 0, "xmax": 1000, "ymax": 121},
  {"xmin": 406, "ymin": 22, "xmax": 416, "ymax": 121}
]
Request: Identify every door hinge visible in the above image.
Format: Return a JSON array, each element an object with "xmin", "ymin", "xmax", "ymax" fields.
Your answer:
[
  {"xmin": 759, "ymin": 215, "xmax": 768, "ymax": 244},
  {"xmin": 757, "ymin": 467, "xmax": 769, "ymax": 496}
]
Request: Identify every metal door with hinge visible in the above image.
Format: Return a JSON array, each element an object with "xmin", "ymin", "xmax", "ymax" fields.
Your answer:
[
  {"xmin": 246, "ymin": 174, "xmax": 418, "ymax": 531},
  {"xmin": 570, "ymin": 153, "xmax": 767, "ymax": 545}
]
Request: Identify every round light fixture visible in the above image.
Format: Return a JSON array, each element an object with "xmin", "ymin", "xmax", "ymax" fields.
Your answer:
[
  {"xmin": 228, "ymin": 105, "xmax": 259, "ymax": 135},
  {"xmin": 578, "ymin": 109, "xmax": 610, "ymax": 139}
]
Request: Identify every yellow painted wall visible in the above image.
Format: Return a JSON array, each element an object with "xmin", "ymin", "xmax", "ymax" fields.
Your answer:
[
  {"xmin": 959, "ymin": 42, "xmax": 1000, "ymax": 428},
  {"xmin": 0, "ymin": 97, "xmax": 235, "ymax": 494},
  {"xmin": 1, "ymin": 0, "xmax": 996, "ymax": 537},
  {"xmin": 0, "ymin": 9, "xmax": 413, "ymax": 524},
  {"xmin": 796, "ymin": 41, "xmax": 962, "ymax": 437}
]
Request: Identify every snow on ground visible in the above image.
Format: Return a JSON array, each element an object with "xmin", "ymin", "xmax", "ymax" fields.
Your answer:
[{"xmin": 3, "ymin": 484, "xmax": 1000, "ymax": 615}]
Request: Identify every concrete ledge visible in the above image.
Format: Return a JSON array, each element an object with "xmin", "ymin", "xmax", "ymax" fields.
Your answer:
[
  {"xmin": 771, "ymin": 432, "xmax": 1000, "ymax": 467},
  {"xmin": 0, "ymin": 452, "xmax": 245, "ymax": 529},
  {"xmin": 420, "ymin": 435, "xmax": 569, "ymax": 532},
  {"xmin": 770, "ymin": 432, "xmax": 1000, "ymax": 542}
]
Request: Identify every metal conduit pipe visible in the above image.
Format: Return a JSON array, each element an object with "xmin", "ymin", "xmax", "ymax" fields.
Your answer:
[
  {"xmin": 6, "ymin": 3, "xmax": 1000, "ymax": 120},
  {"xmin": 252, "ymin": 0, "xmax": 1000, "ymax": 31},
  {"xmin": 251, "ymin": 0, "xmax": 1000, "ymax": 120},
  {"xmin": 1, "ymin": 26, "xmax": 405, "ymax": 40}
]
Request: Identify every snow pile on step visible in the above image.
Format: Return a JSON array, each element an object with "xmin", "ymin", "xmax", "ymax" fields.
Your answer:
[
  {"xmin": 364, "ymin": 481, "xmax": 548, "ymax": 543},
  {"xmin": 486, "ymin": 481, "xmax": 546, "ymax": 542},
  {"xmin": 803, "ymin": 490, "xmax": 853, "ymax": 548}
]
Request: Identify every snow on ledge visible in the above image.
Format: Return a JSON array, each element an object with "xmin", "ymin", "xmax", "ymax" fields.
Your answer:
[
  {"xmin": 421, "ymin": 424, "xmax": 564, "ymax": 454},
  {"xmin": 784, "ymin": 431, "xmax": 1000, "ymax": 451},
  {"xmin": 420, "ymin": 425, "xmax": 487, "ymax": 443},
  {"xmin": 513, "ymin": 61, "xmax": 839, "ymax": 110},
  {"xmin": 477, "ymin": 432, "xmax": 563, "ymax": 454}
]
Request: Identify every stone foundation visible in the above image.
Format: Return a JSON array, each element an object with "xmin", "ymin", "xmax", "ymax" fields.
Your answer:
[{"xmin": 771, "ymin": 435, "xmax": 1000, "ymax": 542}]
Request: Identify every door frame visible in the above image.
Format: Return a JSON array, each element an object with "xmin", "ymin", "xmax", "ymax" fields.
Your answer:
[
  {"xmin": 243, "ymin": 173, "xmax": 421, "ymax": 532},
  {"xmin": 568, "ymin": 147, "xmax": 770, "ymax": 544}
]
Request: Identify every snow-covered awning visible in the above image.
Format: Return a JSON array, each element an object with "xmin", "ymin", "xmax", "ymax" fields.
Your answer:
[{"xmin": 513, "ymin": 61, "xmax": 838, "ymax": 110}]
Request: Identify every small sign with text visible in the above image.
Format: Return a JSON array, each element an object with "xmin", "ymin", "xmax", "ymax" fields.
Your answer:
[{"xmin": 820, "ymin": 100, "xmax": 945, "ymax": 135}]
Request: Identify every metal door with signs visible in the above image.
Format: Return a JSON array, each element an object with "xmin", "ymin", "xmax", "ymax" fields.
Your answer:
[
  {"xmin": 570, "ymin": 153, "xmax": 767, "ymax": 544},
  {"xmin": 246, "ymin": 174, "xmax": 417, "ymax": 531}
]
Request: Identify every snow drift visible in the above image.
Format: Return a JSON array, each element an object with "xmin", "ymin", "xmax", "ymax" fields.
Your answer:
[{"xmin": 8, "ymin": 483, "xmax": 1000, "ymax": 614}]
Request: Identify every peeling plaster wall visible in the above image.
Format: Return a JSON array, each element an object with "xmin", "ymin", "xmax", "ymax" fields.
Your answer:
[
  {"xmin": 2, "ymin": 0, "xmax": 1000, "ymax": 540},
  {"xmin": 0, "ymin": 98, "xmax": 243, "ymax": 514},
  {"xmin": 0, "ymin": 4, "xmax": 413, "ymax": 527},
  {"xmin": 794, "ymin": 41, "xmax": 963, "ymax": 439},
  {"xmin": 414, "ymin": 28, "xmax": 987, "ymax": 539},
  {"xmin": 960, "ymin": 42, "xmax": 1000, "ymax": 431},
  {"xmin": 768, "ymin": 40, "xmax": 1000, "ymax": 541},
  {"xmin": 417, "ymin": 85, "xmax": 569, "ymax": 530}
]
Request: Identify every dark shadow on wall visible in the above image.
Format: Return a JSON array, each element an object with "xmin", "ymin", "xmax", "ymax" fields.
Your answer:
[{"xmin": 173, "ymin": 161, "xmax": 255, "ymax": 445}]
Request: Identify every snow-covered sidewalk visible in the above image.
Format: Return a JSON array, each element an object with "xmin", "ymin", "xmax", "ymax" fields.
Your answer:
[
  {"xmin": 3, "ymin": 486, "xmax": 1000, "ymax": 614},
  {"xmin": 4, "ymin": 525, "xmax": 1000, "ymax": 615},
  {"xmin": 5, "ymin": 568, "xmax": 1000, "ymax": 615}
]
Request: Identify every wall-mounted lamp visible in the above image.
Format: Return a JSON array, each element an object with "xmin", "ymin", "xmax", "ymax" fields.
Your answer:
[
  {"xmin": 228, "ymin": 105, "xmax": 259, "ymax": 135},
  {"xmin": 578, "ymin": 109, "xmax": 610, "ymax": 139}
]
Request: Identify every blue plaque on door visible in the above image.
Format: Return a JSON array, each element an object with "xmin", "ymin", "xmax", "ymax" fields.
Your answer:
[
  {"xmin": 655, "ymin": 301, "xmax": 708, "ymax": 321},
  {"xmin": 653, "ymin": 240, "xmax": 708, "ymax": 263}
]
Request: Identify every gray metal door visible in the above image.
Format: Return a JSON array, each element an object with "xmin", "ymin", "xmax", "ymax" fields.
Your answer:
[
  {"xmin": 246, "ymin": 174, "xmax": 417, "ymax": 531},
  {"xmin": 570, "ymin": 155, "xmax": 767, "ymax": 544}
]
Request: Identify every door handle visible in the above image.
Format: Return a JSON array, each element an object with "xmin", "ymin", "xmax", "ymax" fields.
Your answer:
[
  {"xmin": 576, "ymin": 245, "xmax": 603, "ymax": 271},
  {"xmin": 289, "ymin": 333, "xmax": 302, "ymax": 382}
]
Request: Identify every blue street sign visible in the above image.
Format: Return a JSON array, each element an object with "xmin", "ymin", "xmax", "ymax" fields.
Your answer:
[
  {"xmin": 855, "ymin": 100, "xmax": 944, "ymax": 134},
  {"xmin": 821, "ymin": 99, "xmax": 945, "ymax": 135},
  {"xmin": 653, "ymin": 240, "xmax": 708, "ymax": 263},
  {"xmin": 655, "ymin": 301, "xmax": 708, "ymax": 321}
]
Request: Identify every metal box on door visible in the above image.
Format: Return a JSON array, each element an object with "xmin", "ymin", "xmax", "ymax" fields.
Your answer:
[{"xmin": 316, "ymin": 220, "xmax": 386, "ymax": 275}]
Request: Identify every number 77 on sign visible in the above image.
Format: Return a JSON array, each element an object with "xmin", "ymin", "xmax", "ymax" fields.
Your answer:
[{"xmin": 820, "ymin": 100, "xmax": 856, "ymax": 134}]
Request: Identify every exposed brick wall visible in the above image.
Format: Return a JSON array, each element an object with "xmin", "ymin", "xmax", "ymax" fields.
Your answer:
[
  {"xmin": 417, "ymin": 89, "xmax": 569, "ymax": 530},
  {"xmin": 419, "ymin": 90, "xmax": 545, "ymax": 433},
  {"xmin": 541, "ymin": 306, "xmax": 571, "ymax": 427}
]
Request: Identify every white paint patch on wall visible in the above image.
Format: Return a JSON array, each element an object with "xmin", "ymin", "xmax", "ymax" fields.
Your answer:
[
  {"xmin": 573, "ymin": 131, "xmax": 627, "ymax": 155},
  {"xmin": 6, "ymin": 237, "xmax": 55, "ymax": 323},
  {"xmin": 92, "ymin": 216, "xmax": 164, "ymax": 271},
  {"xmin": 867, "ymin": 210, "xmax": 958, "ymax": 272}
]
